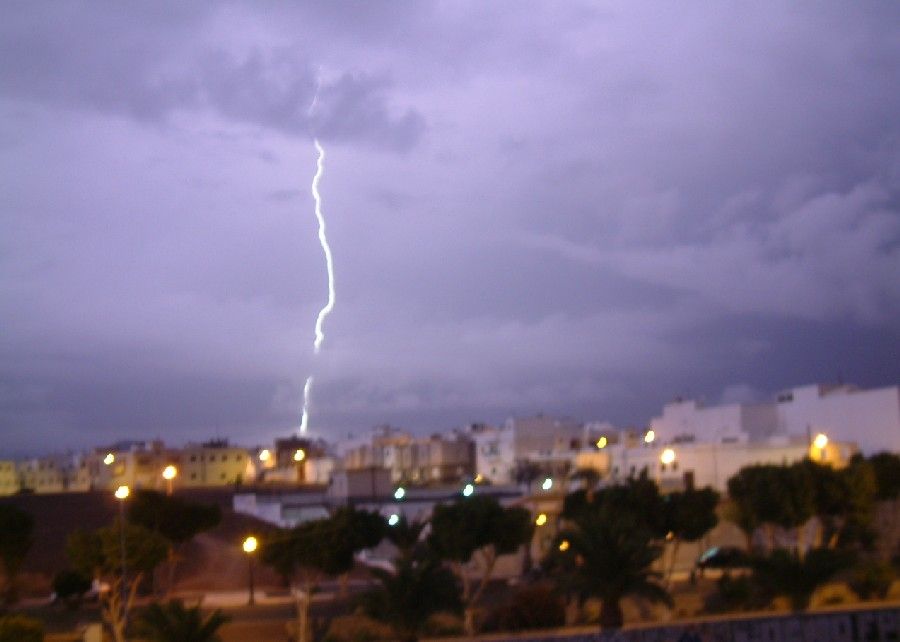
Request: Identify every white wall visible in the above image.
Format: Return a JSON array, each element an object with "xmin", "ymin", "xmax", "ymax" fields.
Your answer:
[{"xmin": 776, "ymin": 384, "xmax": 900, "ymax": 455}]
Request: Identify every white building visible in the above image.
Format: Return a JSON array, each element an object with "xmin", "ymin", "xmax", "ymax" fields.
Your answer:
[
  {"xmin": 470, "ymin": 415, "xmax": 585, "ymax": 484},
  {"xmin": 775, "ymin": 384, "xmax": 900, "ymax": 455},
  {"xmin": 593, "ymin": 437, "xmax": 856, "ymax": 492},
  {"xmin": 650, "ymin": 383, "xmax": 900, "ymax": 455}
]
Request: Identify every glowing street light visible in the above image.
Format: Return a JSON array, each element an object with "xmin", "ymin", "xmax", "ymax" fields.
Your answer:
[
  {"xmin": 596, "ymin": 436, "xmax": 608, "ymax": 449},
  {"xmin": 660, "ymin": 448, "xmax": 676, "ymax": 466},
  {"xmin": 535, "ymin": 513, "xmax": 548, "ymax": 527},
  {"xmin": 114, "ymin": 485, "xmax": 130, "ymax": 626},
  {"xmin": 242, "ymin": 536, "xmax": 258, "ymax": 606},
  {"xmin": 258, "ymin": 449, "xmax": 271, "ymax": 462},
  {"xmin": 388, "ymin": 514, "xmax": 400, "ymax": 527},
  {"xmin": 644, "ymin": 430, "xmax": 656, "ymax": 445},
  {"xmin": 293, "ymin": 449, "xmax": 306, "ymax": 462},
  {"xmin": 162, "ymin": 465, "xmax": 177, "ymax": 495},
  {"xmin": 558, "ymin": 540, "xmax": 570, "ymax": 552},
  {"xmin": 104, "ymin": 453, "xmax": 115, "ymax": 466},
  {"xmin": 393, "ymin": 487, "xmax": 406, "ymax": 501},
  {"xmin": 541, "ymin": 477, "xmax": 553, "ymax": 491},
  {"xmin": 462, "ymin": 483, "xmax": 475, "ymax": 497},
  {"xmin": 813, "ymin": 433, "xmax": 828, "ymax": 461}
]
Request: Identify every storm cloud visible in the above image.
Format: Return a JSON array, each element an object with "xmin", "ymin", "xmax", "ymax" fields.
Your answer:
[{"xmin": 1, "ymin": 2, "xmax": 899, "ymax": 455}]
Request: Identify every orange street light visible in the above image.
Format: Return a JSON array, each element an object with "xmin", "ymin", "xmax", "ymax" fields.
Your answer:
[
  {"xmin": 162, "ymin": 465, "xmax": 177, "ymax": 495},
  {"xmin": 242, "ymin": 536, "xmax": 258, "ymax": 606}
]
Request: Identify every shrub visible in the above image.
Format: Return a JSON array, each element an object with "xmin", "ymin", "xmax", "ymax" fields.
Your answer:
[
  {"xmin": 52, "ymin": 569, "xmax": 92, "ymax": 609},
  {"xmin": 752, "ymin": 548, "xmax": 855, "ymax": 611},
  {"xmin": 704, "ymin": 572, "xmax": 771, "ymax": 614},
  {"xmin": 481, "ymin": 583, "xmax": 565, "ymax": 632},
  {"xmin": 850, "ymin": 560, "xmax": 895, "ymax": 600},
  {"xmin": 322, "ymin": 614, "xmax": 394, "ymax": 642},
  {"xmin": 0, "ymin": 614, "xmax": 43, "ymax": 642}
]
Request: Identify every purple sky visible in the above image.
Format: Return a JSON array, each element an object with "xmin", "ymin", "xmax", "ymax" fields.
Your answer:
[{"xmin": 2, "ymin": 2, "xmax": 899, "ymax": 455}]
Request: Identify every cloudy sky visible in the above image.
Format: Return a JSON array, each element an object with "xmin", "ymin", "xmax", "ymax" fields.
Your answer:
[{"xmin": 2, "ymin": 2, "xmax": 899, "ymax": 455}]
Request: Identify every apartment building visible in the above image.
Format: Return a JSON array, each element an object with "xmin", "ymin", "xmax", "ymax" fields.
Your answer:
[
  {"xmin": 0, "ymin": 460, "xmax": 19, "ymax": 495},
  {"xmin": 340, "ymin": 426, "xmax": 474, "ymax": 485},
  {"xmin": 650, "ymin": 382, "xmax": 900, "ymax": 455},
  {"xmin": 470, "ymin": 415, "xmax": 585, "ymax": 484}
]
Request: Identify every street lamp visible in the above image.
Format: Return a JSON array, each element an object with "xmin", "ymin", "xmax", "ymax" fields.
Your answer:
[
  {"xmin": 462, "ymin": 483, "xmax": 475, "ymax": 497},
  {"xmin": 813, "ymin": 433, "xmax": 828, "ymax": 461},
  {"xmin": 644, "ymin": 430, "xmax": 656, "ymax": 445},
  {"xmin": 104, "ymin": 453, "xmax": 115, "ymax": 466},
  {"xmin": 162, "ymin": 465, "xmax": 177, "ymax": 495},
  {"xmin": 259, "ymin": 449, "xmax": 271, "ymax": 463},
  {"xmin": 535, "ymin": 513, "xmax": 548, "ymax": 527},
  {"xmin": 242, "ymin": 536, "xmax": 258, "ymax": 606},
  {"xmin": 596, "ymin": 436, "xmax": 608, "ymax": 449},
  {"xmin": 541, "ymin": 477, "xmax": 553, "ymax": 491},
  {"xmin": 393, "ymin": 486, "xmax": 406, "ymax": 501},
  {"xmin": 293, "ymin": 449, "xmax": 306, "ymax": 462},
  {"xmin": 660, "ymin": 448, "xmax": 676, "ymax": 466},
  {"xmin": 114, "ymin": 485, "xmax": 130, "ymax": 628}
]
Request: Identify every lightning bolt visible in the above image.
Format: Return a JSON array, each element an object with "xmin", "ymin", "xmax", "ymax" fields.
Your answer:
[
  {"xmin": 310, "ymin": 140, "xmax": 334, "ymax": 354},
  {"xmin": 299, "ymin": 137, "xmax": 334, "ymax": 433}
]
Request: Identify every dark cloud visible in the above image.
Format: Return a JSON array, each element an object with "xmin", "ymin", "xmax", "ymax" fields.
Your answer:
[
  {"xmin": 0, "ymin": 4, "xmax": 424, "ymax": 151},
  {"xmin": 1, "ymin": 2, "xmax": 899, "ymax": 453}
]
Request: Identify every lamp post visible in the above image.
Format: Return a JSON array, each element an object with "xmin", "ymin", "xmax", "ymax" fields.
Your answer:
[
  {"xmin": 813, "ymin": 433, "xmax": 828, "ymax": 462},
  {"xmin": 162, "ymin": 465, "xmax": 177, "ymax": 495},
  {"xmin": 114, "ymin": 485, "xmax": 130, "ymax": 627},
  {"xmin": 242, "ymin": 536, "xmax": 258, "ymax": 606},
  {"xmin": 658, "ymin": 448, "xmax": 676, "ymax": 486}
]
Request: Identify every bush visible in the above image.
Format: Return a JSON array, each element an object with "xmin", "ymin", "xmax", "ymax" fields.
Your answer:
[
  {"xmin": 850, "ymin": 560, "xmax": 895, "ymax": 600},
  {"xmin": 322, "ymin": 614, "xmax": 395, "ymax": 642},
  {"xmin": 752, "ymin": 548, "xmax": 855, "ymax": 611},
  {"xmin": 52, "ymin": 569, "xmax": 92, "ymax": 609},
  {"xmin": 0, "ymin": 614, "xmax": 43, "ymax": 642},
  {"xmin": 704, "ymin": 572, "xmax": 771, "ymax": 614},
  {"xmin": 481, "ymin": 583, "xmax": 565, "ymax": 633}
]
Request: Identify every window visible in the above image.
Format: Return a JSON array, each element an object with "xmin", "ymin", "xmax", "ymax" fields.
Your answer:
[{"xmin": 190, "ymin": 455, "xmax": 197, "ymax": 462}]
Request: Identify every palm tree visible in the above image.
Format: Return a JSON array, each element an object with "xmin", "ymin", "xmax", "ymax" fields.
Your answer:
[
  {"xmin": 363, "ymin": 554, "xmax": 461, "ymax": 642},
  {"xmin": 550, "ymin": 506, "xmax": 671, "ymax": 630},
  {"xmin": 137, "ymin": 600, "xmax": 230, "ymax": 642}
]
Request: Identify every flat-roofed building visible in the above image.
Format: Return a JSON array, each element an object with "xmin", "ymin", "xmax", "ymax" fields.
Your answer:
[{"xmin": 0, "ymin": 460, "xmax": 19, "ymax": 496}]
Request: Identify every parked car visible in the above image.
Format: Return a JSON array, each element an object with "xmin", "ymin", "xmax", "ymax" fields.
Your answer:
[{"xmin": 695, "ymin": 546, "xmax": 750, "ymax": 571}]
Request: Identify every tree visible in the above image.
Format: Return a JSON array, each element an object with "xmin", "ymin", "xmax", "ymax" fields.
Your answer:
[
  {"xmin": 385, "ymin": 516, "xmax": 428, "ymax": 559},
  {"xmin": 261, "ymin": 509, "xmax": 385, "ymax": 642},
  {"xmin": 867, "ymin": 452, "xmax": 900, "ymax": 501},
  {"xmin": 126, "ymin": 490, "xmax": 221, "ymax": 595},
  {"xmin": 52, "ymin": 569, "xmax": 92, "ymax": 609},
  {"xmin": 67, "ymin": 520, "xmax": 168, "ymax": 642},
  {"xmin": 549, "ymin": 498, "xmax": 671, "ymax": 631},
  {"xmin": 0, "ymin": 504, "xmax": 34, "ymax": 605},
  {"xmin": 363, "ymin": 554, "xmax": 461, "ymax": 642},
  {"xmin": 751, "ymin": 547, "xmax": 854, "ymax": 611},
  {"xmin": 328, "ymin": 506, "xmax": 385, "ymax": 596},
  {"xmin": 137, "ymin": 600, "xmax": 229, "ymax": 642},
  {"xmin": 802, "ymin": 458, "xmax": 876, "ymax": 549},
  {"xmin": 662, "ymin": 487, "xmax": 719, "ymax": 582},
  {"xmin": 428, "ymin": 495, "xmax": 533, "ymax": 634},
  {"xmin": 727, "ymin": 464, "xmax": 815, "ymax": 552}
]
